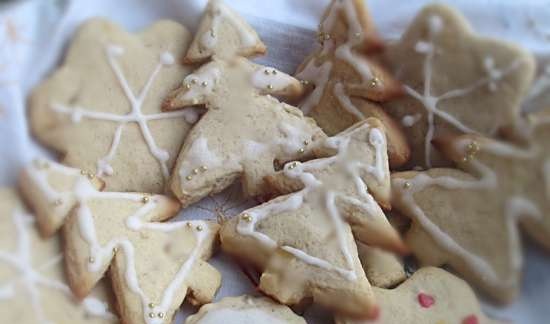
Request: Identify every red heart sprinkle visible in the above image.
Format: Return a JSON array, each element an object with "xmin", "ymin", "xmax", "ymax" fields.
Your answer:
[
  {"xmin": 417, "ymin": 292, "xmax": 435, "ymax": 308},
  {"xmin": 463, "ymin": 315, "xmax": 479, "ymax": 324}
]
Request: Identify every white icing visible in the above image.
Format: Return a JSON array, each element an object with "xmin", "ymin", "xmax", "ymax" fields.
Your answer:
[
  {"xmin": 393, "ymin": 138, "xmax": 542, "ymax": 290},
  {"xmin": 51, "ymin": 45, "xmax": 198, "ymax": 179},
  {"xmin": 401, "ymin": 114, "xmax": 422, "ymax": 127},
  {"xmin": 295, "ymin": 60, "xmax": 332, "ymax": 114},
  {"xmin": 196, "ymin": 308, "xmax": 287, "ymax": 324},
  {"xmin": 243, "ymin": 140, "xmax": 267, "ymax": 156},
  {"xmin": 181, "ymin": 65, "xmax": 222, "ymax": 103},
  {"xmin": 251, "ymin": 67, "xmax": 297, "ymax": 92},
  {"xmin": 0, "ymin": 209, "xmax": 115, "ymax": 323},
  {"xmin": 179, "ymin": 136, "xmax": 223, "ymax": 184},
  {"xmin": 200, "ymin": 0, "xmax": 258, "ymax": 50},
  {"xmin": 328, "ymin": 0, "xmax": 376, "ymax": 84},
  {"xmin": 24, "ymin": 159, "xmax": 210, "ymax": 324},
  {"xmin": 333, "ymin": 82, "xmax": 364, "ymax": 120},
  {"xmin": 298, "ymin": 0, "xmax": 382, "ymax": 118},
  {"xmin": 237, "ymin": 123, "xmax": 388, "ymax": 280},
  {"xmin": 403, "ymin": 15, "xmax": 525, "ymax": 167}
]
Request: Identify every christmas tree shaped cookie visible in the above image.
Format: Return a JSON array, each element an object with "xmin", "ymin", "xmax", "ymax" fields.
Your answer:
[
  {"xmin": 296, "ymin": 0, "xmax": 409, "ymax": 168},
  {"xmin": 29, "ymin": 18, "xmax": 199, "ymax": 193},
  {"xmin": 391, "ymin": 114, "xmax": 550, "ymax": 303},
  {"xmin": 184, "ymin": 0, "xmax": 266, "ymax": 63},
  {"xmin": 221, "ymin": 119, "xmax": 406, "ymax": 318},
  {"xmin": 383, "ymin": 4, "xmax": 535, "ymax": 168},
  {"xmin": 164, "ymin": 0, "xmax": 326, "ymax": 207},
  {"xmin": 19, "ymin": 159, "xmax": 221, "ymax": 324},
  {"xmin": 0, "ymin": 188, "xmax": 117, "ymax": 324},
  {"xmin": 336, "ymin": 267, "xmax": 502, "ymax": 324}
]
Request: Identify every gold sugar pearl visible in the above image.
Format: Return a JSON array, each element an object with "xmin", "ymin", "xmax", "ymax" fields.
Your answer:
[
  {"xmin": 241, "ymin": 213, "xmax": 252, "ymax": 222},
  {"xmin": 201, "ymin": 81, "xmax": 208, "ymax": 87},
  {"xmin": 191, "ymin": 79, "xmax": 197, "ymax": 84},
  {"xmin": 466, "ymin": 141, "xmax": 480, "ymax": 155},
  {"xmin": 303, "ymin": 140, "xmax": 309, "ymax": 146},
  {"xmin": 267, "ymin": 84, "xmax": 274, "ymax": 90},
  {"xmin": 184, "ymin": 84, "xmax": 191, "ymax": 90},
  {"xmin": 87, "ymin": 173, "xmax": 95, "ymax": 180},
  {"xmin": 264, "ymin": 69, "xmax": 270, "ymax": 75},
  {"xmin": 298, "ymin": 148, "xmax": 305, "ymax": 153},
  {"xmin": 192, "ymin": 168, "xmax": 199, "ymax": 175},
  {"xmin": 369, "ymin": 77, "xmax": 379, "ymax": 88},
  {"xmin": 186, "ymin": 175, "xmax": 193, "ymax": 181},
  {"xmin": 200, "ymin": 165, "xmax": 208, "ymax": 172},
  {"xmin": 272, "ymin": 70, "xmax": 277, "ymax": 75},
  {"xmin": 288, "ymin": 162, "xmax": 298, "ymax": 169},
  {"xmin": 196, "ymin": 225, "xmax": 204, "ymax": 231},
  {"xmin": 148, "ymin": 302, "xmax": 155, "ymax": 308},
  {"xmin": 323, "ymin": 33, "xmax": 331, "ymax": 40},
  {"xmin": 88, "ymin": 257, "xmax": 95, "ymax": 263},
  {"xmin": 80, "ymin": 170, "xmax": 88, "ymax": 176},
  {"xmin": 142, "ymin": 196, "xmax": 150, "ymax": 204},
  {"xmin": 149, "ymin": 312, "xmax": 156, "ymax": 319},
  {"xmin": 186, "ymin": 222, "xmax": 192, "ymax": 228},
  {"xmin": 403, "ymin": 182, "xmax": 412, "ymax": 189},
  {"xmin": 158, "ymin": 312, "xmax": 165, "ymax": 319}
]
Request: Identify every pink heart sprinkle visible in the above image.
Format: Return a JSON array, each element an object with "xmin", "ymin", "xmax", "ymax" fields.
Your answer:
[
  {"xmin": 463, "ymin": 315, "xmax": 479, "ymax": 324},
  {"xmin": 417, "ymin": 292, "xmax": 435, "ymax": 308}
]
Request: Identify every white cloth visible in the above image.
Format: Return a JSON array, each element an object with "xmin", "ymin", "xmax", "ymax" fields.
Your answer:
[{"xmin": 0, "ymin": 0, "xmax": 549, "ymax": 323}]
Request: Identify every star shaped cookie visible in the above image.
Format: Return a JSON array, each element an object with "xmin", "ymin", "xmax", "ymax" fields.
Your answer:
[
  {"xmin": 29, "ymin": 18, "xmax": 198, "ymax": 193},
  {"xmin": 383, "ymin": 4, "xmax": 535, "ymax": 168}
]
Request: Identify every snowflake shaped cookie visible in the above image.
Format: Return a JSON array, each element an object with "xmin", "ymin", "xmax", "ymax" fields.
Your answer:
[
  {"xmin": 29, "ymin": 18, "xmax": 198, "ymax": 193},
  {"xmin": 383, "ymin": 4, "xmax": 535, "ymax": 168}
]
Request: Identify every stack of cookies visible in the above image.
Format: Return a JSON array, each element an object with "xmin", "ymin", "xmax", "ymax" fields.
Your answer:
[{"xmin": 2, "ymin": 0, "xmax": 547, "ymax": 323}]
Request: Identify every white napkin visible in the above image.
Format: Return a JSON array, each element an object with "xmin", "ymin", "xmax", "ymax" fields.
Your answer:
[{"xmin": 0, "ymin": 0, "xmax": 549, "ymax": 323}]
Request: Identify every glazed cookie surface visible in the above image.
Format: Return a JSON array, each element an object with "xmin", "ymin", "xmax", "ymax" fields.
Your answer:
[
  {"xmin": 164, "ymin": 0, "xmax": 326, "ymax": 207},
  {"xmin": 0, "ymin": 188, "xmax": 117, "ymax": 324},
  {"xmin": 29, "ymin": 18, "xmax": 197, "ymax": 193},
  {"xmin": 185, "ymin": 295, "xmax": 306, "ymax": 324},
  {"xmin": 383, "ymin": 4, "xmax": 535, "ymax": 168},
  {"xmin": 221, "ymin": 119, "xmax": 406, "ymax": 318},
  {"xmin": 19, "ymin": 159, "xmax": 220, "ymax": 324},
  {"xmin": 296, "ymin": 0, "xmax": 409, "ymax": 168},
  {"xmin": 391, "ymin": 113, "xmax": 550, "ymax": 303}
]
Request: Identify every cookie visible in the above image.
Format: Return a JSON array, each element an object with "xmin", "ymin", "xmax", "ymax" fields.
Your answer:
[
  {"xmin": 220, "ymin": 119, "xmax": 406, "ymax": 318},
  {"xmin": 0, "ymin": 187, "xmax": 117, "ymax": 324},
  {"xmin": 336, "ymin": 267, "xmax": 502, "ymax": 324},
  {"xmin": 184, "ymin": 0, "xmax": 266, "ymax": 63},
  {"xmin": 357, "ymin": 243, "xmax": 406, "ymax": 288},
  {"xmin": 19, "ymin": 158, "xmax": 221, "ymax": 324},
  {"xmin": 382, "ymin": 4, "xmax": 535, "ymax": 168},
  {"xmin": 29, "ymin": 18, "xmax": 198, "ymax": 193},
  {"xmin": 163, "ymin": 0, "xmax": 326, "ymax": 207},
  {"xmin": 295, "ymin": 0, "xmax": 409, "ymax": 168},
  {"xmin": 391, "ymin": 114, "xmax": 550, "ymax": 303},
  {"xmin": 19, "ymin": 158, "xmax": 105, "ymax": 237},
  {"xmin": 185, "ymin": 295, "xmax": 306, "ymax": 324}
]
